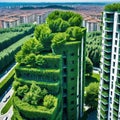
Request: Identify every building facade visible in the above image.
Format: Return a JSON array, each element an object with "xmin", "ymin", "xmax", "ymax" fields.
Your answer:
[{"xmin": 98, "ymin": 11, "xmax": 120, "ymax": 120}]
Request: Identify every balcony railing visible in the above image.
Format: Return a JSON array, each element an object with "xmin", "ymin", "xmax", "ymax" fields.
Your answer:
[
  {"xmin": 114, "ymin": 98, "xmax": 119, "ymax": 104},
  {"xmin": 113, "ymin": 104, "xmax": 119, "ymax": 111},
  {"xmin": 115, "ymin": 89, "xmax": 120, "ymax": 95},
  {"xmin": 113, "ymin": 110, "xmax": 118, "ymax": 117},
  {"xmin": 100, "ymin": 109, "xmax": 107, "ymax": 118},
  {"xmin": 101, "ymin": 97, "xmax": 108, "ymax": 105},
  {"xmin": 104, "ymin": 41, "xmax": 112, "ymax": 46},
  {"xmin": 103, "ymin": 66, "xmax": 110, "ymax": 73},
  {"xmin": 101, "ymin": 104, "xmax": 108, "ymax": 111},
  {"xmin": 105, "ymin": 27, "xmax": 113, "ymax": 31},
  {"xmin": 105, "ymin": 34, "xmax": 113, "ymax": 39},
  {"xmin": 104, "ymin": 59, "xmax": 111, "ymax": 66},
  {"xmin": 104, "ymin": 54, "xmax": 111, "ymax": 59},
  {"xmin": 116, "ymin": 81, "xmax": 120, "ymax": 88},
  {"xmin": 105, "ymin": 18, "xmax": 114, "ymax": 22},
  {"xmin": 103, "ymin": 75, "xmax": 110, "ymax": 82},
  {"xmin": 104, "ymin": 47, "xmax": 111, "ymax": 53},
  {"xmin": 101, "ymin": 91, "xmax": 109, "ymax": 97},
  {"xmin": 103, "ymin": 84, "xmax": 109, "ymax": 90}
]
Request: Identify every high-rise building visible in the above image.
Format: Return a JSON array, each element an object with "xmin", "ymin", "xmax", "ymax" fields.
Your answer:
[
  {"xmin": 13, "ymin": 11, "xmax": 86, "ymax": 120},
  {"xmin": 98, "ymin": 4, "xmax": 120, "ymax": 120}
]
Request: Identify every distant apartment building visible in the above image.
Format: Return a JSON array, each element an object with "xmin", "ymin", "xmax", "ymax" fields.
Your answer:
[
  {"xmin": 98, "ymin": 5, "xmax": 120, "ymax": 120},
  {"xmin": 0, "ymin": 9, "xmax": 52, "ymax": 28},
  {"xmin": 83, "ymin": 17, "xmax": 101, "ymax": 32},
  {"xmin": 77, "ymin": 8, "xmax": 102, "ymax": 32}
]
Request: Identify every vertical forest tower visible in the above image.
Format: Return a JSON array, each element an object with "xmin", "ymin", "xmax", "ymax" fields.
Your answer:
[{"xmin": 12, "ymin": 10, "xmax": 86, "ymax": 120}]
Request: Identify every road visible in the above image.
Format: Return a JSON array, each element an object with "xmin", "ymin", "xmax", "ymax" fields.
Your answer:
[
  {"xmin": 0, "ymin": 62, "xmax": 16, "ymax": 83},
  {"xmin": 0, "ymin": 87, "xmax": 14, "ymax": 119}
]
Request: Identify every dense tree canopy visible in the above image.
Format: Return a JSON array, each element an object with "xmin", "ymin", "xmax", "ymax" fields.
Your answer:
[
  {"xmin": 104, "ymin": 3, "xmax": 120, "ymax": 11},
  {"xmin": 85, "ymin": 82, "xmax": 99, "ymax": 109},
  {"xmin": 86, "ymin": 57, "xmax": 93, "ymax": 76},
  {"xmin": 86, "ymin": 31, "xmax": 102, "ymax": 67}
]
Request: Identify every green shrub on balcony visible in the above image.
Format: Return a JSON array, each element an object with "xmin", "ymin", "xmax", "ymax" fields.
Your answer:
[{"xmin": 104, "ymin": 3, "xmax": 120, "ymax": 12}]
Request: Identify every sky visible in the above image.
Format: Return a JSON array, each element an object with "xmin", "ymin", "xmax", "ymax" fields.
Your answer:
[{"xmin": 0, "ymin": 0, "xmax": 120, "ymax": 3}]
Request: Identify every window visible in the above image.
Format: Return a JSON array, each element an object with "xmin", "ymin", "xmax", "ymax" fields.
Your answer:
[
  {"xmin": 113, "ymin": 62, "xmax": 115, "ymax": 67},
  {"xmin": 72, "ymin": 60, "xmax": 74, "ymax": 64},
  {"xmin": 71, "ymin": 101, "xmax": 74, "ymax": 104},
  {"xmin": 114, "ymin": 47, "xmax": 117, "ymax": 52},
  {"xmin": 71, "ymin": 93, "xmax": 74, "ymax": 96},
  {"xmin": 71, "ymin": 108, "xmax": 74, "ymax": 111},
  {"xmin": 71, "ymin": 87, "xmax": 75, "ymax": 90},
  {"xmin": 112, "ymin": 69, "xmax": 115, "ymax": 73},
  {"xmin": 71, "ymin": 78, "xmax": 75, "ymax": 80},
  {"xmin": 71, "ymin": 68, "xmax": 74, "ymax": 72},
  {"xmin": 71, "ymin": 53, "xmax": 74, "ymax": 56},
  {"xmin": 63, "ymin": 77, "xmax": 67, "ymax": 83},
  {"xmin": 115, "ymin": 40, "xmax": 117, "ymax": 45},
  {"xmin": 116, "ymin": 33, "xmax": 118, "ymax": 38},
  {"xmin": 113, "ymin": 54, "xmax": 116, "ymax": 59}
]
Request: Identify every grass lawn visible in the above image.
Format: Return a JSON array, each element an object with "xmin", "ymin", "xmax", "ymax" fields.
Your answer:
[
  {"xmin": 85, "ymin": 72, "xmax": 100, "ymax": 88},
  {"xmin": 1, "ymin": 95, "xmax": 13, "ymax": 114}
]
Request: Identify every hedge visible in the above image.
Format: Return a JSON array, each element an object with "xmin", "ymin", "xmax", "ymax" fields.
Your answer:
[
  {"xmin": 0, "ymin": 25, "xmax": 34, "ymax": 51},
  {"xmin": 15, "ymin": 77, "xmax": 60, "ymax": 95},
  {"xmin": 0, "ymin": 34, "xmax": 33, "ymax": 72},
  {"xmin": 15, "ymin": 66, "xmax": 61, "ymax": 83},
  {"xmin": 13, "ymin": 96, "xmax": 58, "ymax": 120},
  {"xmin": 0, "ymin": 68, "xmax": 15, "ymax": 96}
]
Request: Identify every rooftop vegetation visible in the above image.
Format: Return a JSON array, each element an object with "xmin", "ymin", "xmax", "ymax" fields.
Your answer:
[
  {"xmin": 16, "ymin": 10, "xmax": 85, "ymax": 67},
  {"xmin": 13, "ymin": 10, "xmax": 84, "ymax": 119},
  {"xmin": 104, "ymin": 3, "xmax": 120, "ymax": 12}
]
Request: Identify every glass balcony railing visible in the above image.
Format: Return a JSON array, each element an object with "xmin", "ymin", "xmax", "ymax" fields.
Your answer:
[
  {"xmin": 114, "ymin": 98, "xmax": 119, "ymax": 104},
  {"xmin": 103, "ymin": 84, "xmax": 109, "ymax": 90},
  {"xmin": 104, "ymin": 54, "xmax": 111, "ymax": 59},
  {"xmin": 113, "ymin": 104, "xmax": 119, "ymax": 111},
  {"xmin": 103, "ymin": 75, "xmax": 110, "ymax": 82},
  {"xmin": 104, "ymin": 47, "xmax": 111, "ymax": 53},
  {"xmin": 104, "ymin": 41, "xmax": 112, "ymax": 46},
  {"xmin": 101, "ymin": 91, "xmax": 109, "ymax": 97},
  {"xmin": 105, "ymin": 18, "xmax": 114, "ymax": 22},
  {"xmin": 116, "ymin": 81, "xmax": 120, "ymax": 88},
  {"xmin": 104, "ymin": 59, "xmax": 111, "ymax": 65},
  {"xmin": 105, "ymin": 34, "xmax": 113, "ymax": 39},
  {"xmin": 113, "ymin": 110, "xmax": 118, "ymax": 117},
  {"xmin": 103, "ymin": 66, "xmax": 110, "ymax": 73},
  {"xmin": 105, "ymin": 27, "xmax": 113, "ymax": 31},
  {"xmin": 101, "ymin": 97, "xmax": 108, "ymax": 105},
  {"xmin": 115, "ymin": 89, "xmax": 120, "ymax": 95},
  {"xmin": 100, "ymin": 109, "xmax": 107, "ymax": 118},
  {"xmin": 117, "ymin": 74, "xmax": 120, "ymax": 78},
  {"xmin": 101, "ymin": 104, "xmax": 108, "ymax": 111}
]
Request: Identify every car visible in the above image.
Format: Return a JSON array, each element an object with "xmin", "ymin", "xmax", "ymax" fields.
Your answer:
[
  {"xmin": 3, "ymin": 116, "xmax": 8, "ymax": 120},
  {"xmin": 3, "ymin": 95, "xmax": 10, "ymax": 103}
]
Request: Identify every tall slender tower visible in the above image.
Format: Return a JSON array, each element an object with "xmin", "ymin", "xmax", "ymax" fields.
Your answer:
[{"xmin": 98, "ymin": 4, "xmax": 120, "ymax": 120}]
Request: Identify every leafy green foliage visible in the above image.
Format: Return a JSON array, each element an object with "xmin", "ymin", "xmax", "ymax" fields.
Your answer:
[
  {"xmin": 16, "ymin": 85, "xmax": 29, "ymax": 98},
  {"xmin": 68, "ymin": 14, "xmax": 83, "ymax": 27},
  {"xmin": 51, "ymin": 32, "xmax": 69, "ymax": 51},
  {"xmin": 85, "ymin": 82, "xmax": 99, "ymax": 109},
  {"xmin": 34, "ymin": 24, "xmax": 52, "ymax": 51},
  {"xmin": 104, "ymin": 3, "xmax": 120, "ymax": 11},
  {"xmin": 86, "ymin": 31, "xmax": 102, "ymax": 67},
  {"xmin": 86, "ymin": 57, "xmax": 93, "ymax": 76},
  {"xmin": 43, "ymin": 94, "xmax": 55, "ymax": 109},
  {"xmin": 0, "ymin": 34, "xmax": 33, "ymax": 72},
  {"xmin": 48, "ymin": 18, "xmax": 70, "ymax": 33},
  {"xmin": 66, "ymin": 27, "xmax": 85, "ymax": 41},
  {"xmin": 15, "ymin": 82, "xmax": 48, "ymax": 106},
  {"xmin": 12, "ymin": 81, "xmax": 21, "ymax": 91}
]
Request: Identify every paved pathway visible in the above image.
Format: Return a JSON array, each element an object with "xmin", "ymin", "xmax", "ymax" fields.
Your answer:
[{"xmin": 0, "ymin": 63, "xmax": 16, "ymax": 83}]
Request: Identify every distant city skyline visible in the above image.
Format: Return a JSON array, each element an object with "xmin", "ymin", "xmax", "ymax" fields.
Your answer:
[{"xmin": 0, "ymin": 0, "xmax": 119, "ymax": 2}]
